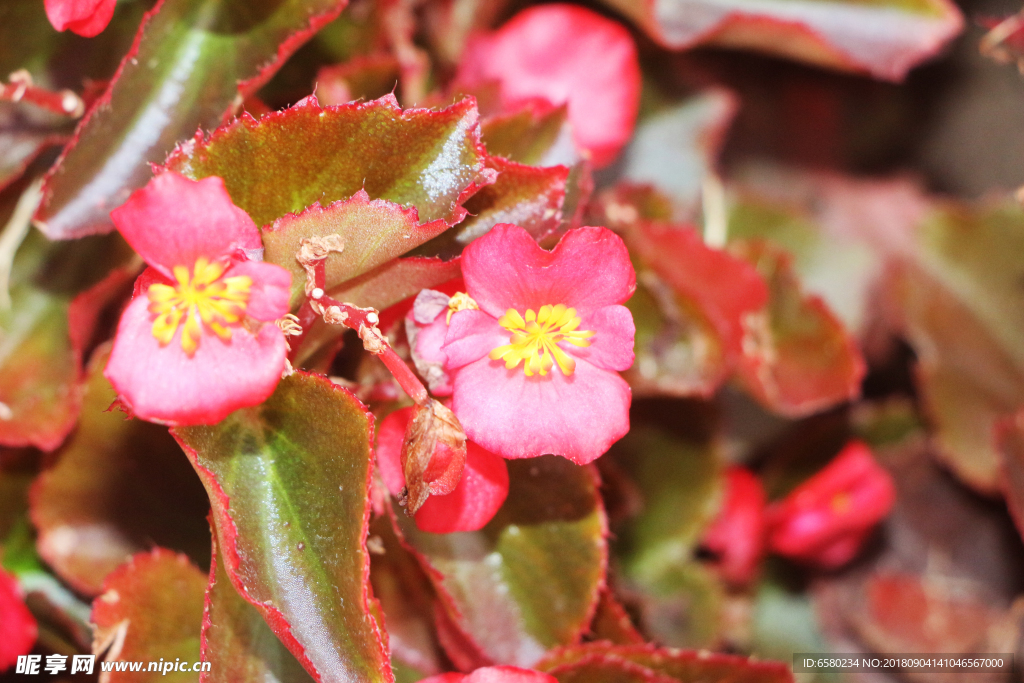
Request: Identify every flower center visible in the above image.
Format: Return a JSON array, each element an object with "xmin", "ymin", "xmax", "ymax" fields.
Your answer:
[
  {"xmin": 147, "ymin": 257, "xmax": 252, "ymax": 356},
  {"xmin": 488, "ymin": 304, "xmax": 595, "ymax": 377}
]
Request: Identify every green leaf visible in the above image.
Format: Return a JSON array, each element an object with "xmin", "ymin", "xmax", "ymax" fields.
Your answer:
[
  {"xmin": 597, "ymin": 0, "xmax": 962, "ymax": 81},
  {"xmin": 91, "ymin": 549, "xmax": 206, "ymax": 682},
  {"xmin": 393, "ymin": 456, "xmax": 606, "ymax": 667},
  {"xmin": 480, "ymin": 105, "xmax": 571, "ymax": 167},
  {"xmin": 165, "ymin": 95, "xmax": 493, "ymax": 229},
  {"xmin": 30, "ymin": 343, "xmax": 211, "ymax": 596},
  {"xmin": 174, "ymin": 372, "xmax": 393, "ymax": 683},
  {"xmin": 539, "ymin": 643, "xmax": 794, "ymax": 683},
  {"xmin": 884, "ymin": 200, "xmax": 1024, "ymax": 493},
  {"xmin": 262, "ymin": 190, "xmax": 454, "ymax": 308},
  {"xmin": 203, "ymin": 528, "xmax": 314, "ymax": 683},
  {"xmin": 35, "ymin": 0, "xmax": 350, "ymax": 240},
  {"xmin": 732, "ymin": 239, "xmax": 865, "ymax": 418}
]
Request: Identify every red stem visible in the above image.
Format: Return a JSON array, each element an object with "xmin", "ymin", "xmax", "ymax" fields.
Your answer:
[{"xmin": 0, "ymin": 75, "xmax": 83, "ymax": 117}]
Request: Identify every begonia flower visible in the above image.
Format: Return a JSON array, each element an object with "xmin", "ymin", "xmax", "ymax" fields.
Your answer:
[
  {"xmin": 0, "ymin": 568, "xmax": 37, "ymax": 672},
  {"xmin": 420, "ymin": 666, "xmax": 558, "ymax": 683},
  {"xmin": 702, "ymin": 467, "xmax": 767, "ymax": 586},
  {"xmin": 455, "ymin": 4, "xmax": 641, "ymax": 168},
  {"xmin": 441, "ymin": 224, "xmax": 635, "ymax": 464},
  {"xmin": 377, "ymin": 406, "xmax": 509, "ymax": 533},
  {"xmin": 766, "ymin": 441, "xmax": 896, "ymax": 569},
  {"xmin": 104, "ymin": 171, "xmax": 292, "ymax": 425},
  {"xmin": 44, "ymin": 0, "xmax": 116, "ymax": 37}
]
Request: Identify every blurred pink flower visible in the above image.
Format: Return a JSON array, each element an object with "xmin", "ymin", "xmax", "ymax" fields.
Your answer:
[
  {"xmin": 767, "ymin": 440, "xmax": 896, "ymax": 569},
  {"xmin": 44, "ymin": 0, "xmax": 115, "ymax": 37},
  {"xmin": 0, "ymin": 568, "xmax": 36, "ymax": 672},
  {"xmin": 376, "ymin": 406, "xmax": 509, "ymax": 534},
  {"xmin": 420, "ymin": 666, "xmax": 557, "ymax": 683},
  {"xmin": 105, "ymin": 172, "xmax": 291, "ymax": 425},
  {"xmin": 455, "ymin": 3, "xmax": 641, "ymax": 168},
  {"xmin": 702, "ymin": 467, "xmax": 767, "ymax": 586},
  {"xmin": 442, "ymin": 224, "xmax": 635, "ymax": 465}
]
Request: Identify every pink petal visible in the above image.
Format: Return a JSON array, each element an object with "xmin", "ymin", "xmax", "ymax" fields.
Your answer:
[
  {"xmin": 411, "ymin": 311, "xmax": 455, "ymax": 396},
  {"xmin": 468, "ymin": 667, "xmax": 559, "ymax": 683},
  {"xmin": 457, "ymin": 4, "xmax": 640, "ymax": 168},
  {"xmin": 451, "ymin": 356, "xmax": 631, "ymax": 464},
  {"xmin": 104, "ymin": 296, "xmax": 287, "ymax": 425},
  {"xmin": 571, "ymin": 305, "xmax": 635, "ymax": 372},
  {"xmin": 0, "ymin": 568, "xmax": 37, "ymax": 672},
  {"xmin": 442, "ymin": 310, "xmax": 508, "ymax": 371},
  {"xmin": 110, "ymin": 172, "xmax": 262, "ymax": 278},
  {"xmin": 44, "ymin": 0, "xmax": 115, "ymax": 36},
  {"xmin": 418, "ymin": 675, "xmax": 466, "ymax": 683},
  {"xmin": 226, "ymin": 260, "xmax": 292, "ymax": 322},
  {"xmin": 462, "ymin": 225, "xmax": 635, "ymax": 318},
  {"xmin": 376, "ymin": 408, "xmax": 509, "ymax": 533}
]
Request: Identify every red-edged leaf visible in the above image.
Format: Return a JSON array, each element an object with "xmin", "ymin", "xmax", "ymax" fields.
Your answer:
[
  {"xmin": 883, "ymin": 200, "xmax": 1024, "ymax": 493},
  {"xmin": 30, "ymin": 344, "xmax": 210, "ymax": 596},
  {"xmin": 392, "ymin": 456, "xmax": 607, "ymax": 668},
  {"xmin": 546, "ymin": 656, "xmax": 677, "ymax": 683},
  {"xmin": 733, "ymin": 239, "xmax": 865, "ymax": 418},
  {"xmin": 480, "ymin": 104, "xmax": 573, "ymax": 168},
  {"xmin": 538, "ymin": 643, "xmax": 793, "ymax": 683},
  {"xmin": 315, "ymin": 54, "xmax": 401, "ymax": 106},
  {"xmin": 202, "ymin": 528, "xmax": 314, "ymax": 683},
  {"xmin": 263, "ymin": 190, "xmax": 454, "ymax": 307},
  {"xmin": 174, "ymin": 372, "xmax": 393, "ymax": 683},
  {"xmin": 164, "ymin": 95, "xmax": 493, "ymax": 230},
  {"xmin": 586, "ymin": 588, "xmax": 644, "ymax": 645},
  {"xmin": 91, "ymin": 549, "xmax": 206, "ymax": 680},
  {"xmin": 598, "ymin": 0, "xmax": 962, "ymax": 81},
  {"xmin": 35, "ymin": 0, "xmax": 350, "ymax": 239}
]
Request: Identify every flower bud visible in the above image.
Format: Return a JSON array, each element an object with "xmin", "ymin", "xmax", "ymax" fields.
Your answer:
[{"xmin": 401, "ymin": 399, "xmax": 467, "ymax": 514}]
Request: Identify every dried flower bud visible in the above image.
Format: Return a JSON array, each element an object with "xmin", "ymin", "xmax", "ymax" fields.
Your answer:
[{"xmin": 401, "ymin": 399, "xmax": 467, "ymax": 514}]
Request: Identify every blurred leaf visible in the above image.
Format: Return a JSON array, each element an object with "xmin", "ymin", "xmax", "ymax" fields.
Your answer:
[
  {"xmin": 174, "ymin": 372, "xmax": 393, "ymax": 683},
  {"xmin": 733, "ymin": 239, "xmax": 865, "ymax": 418},
  {"xmin": 91, "ymin": 549, "xmax": 205, "ymax": 681},
  {"xmin": 885, "ymin": 200, "xmax": 1024, "ymax": 493},
  {"xmin": 30, "ymin": 344, "xmax": 210, "ymax": 596},
  {"xmin": 203, "ymin": 528, "xmax": 314, "ymax": 683},
  {"xmin": 315, "ymin": 53, "xmax": 401, "ymax": 106},
  {"xmin": 393, "ymin": 456, "xmax": 606, "ymax": 668},
  {"xmin": 619, "ymin": 91, "xmax": 737, "ymax": 215},
  {"xmin": 586, "ymin": 588, "xmax": 644, "ymax": 645},
  {"xmin": 480, "ymin": 104, "xmax": 572, "ymax": 167},
  {"xmin": 628, "ymin": 561, "xmax": 725, "ymax": 650},
  {"xmin": 998, "ymin": 411, "xmax": 1024, "ymax": 543},
  {"xmin": 165, "ymin": 94, "xmax": 492, "ymax": 229},
  {"xmin": 538, "ymin": 643, "xmax": 793, "ymax": 683},
  {"xmin": 597, "ymin": 0, "xmax": 962, "ymax": 81},
  {"xmin": 35, "ymin": 0, "xmax": 350, "ymax": 240},
  {"xmin": 262, "ymin": 190, "xmax": 454, "ymax": 307}
]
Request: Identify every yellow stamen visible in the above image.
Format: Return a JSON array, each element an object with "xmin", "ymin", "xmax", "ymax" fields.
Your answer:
[
  {"xmin": 147, "ymin": 257, "xmax": 252, "ymax": 356},
  {"xmin": 446, "ymin": 291, "xmax": 480, "ymax": 324},
  {"xmin": 488, "ymin": 304, "xmax": 595, "ymax": 377}
]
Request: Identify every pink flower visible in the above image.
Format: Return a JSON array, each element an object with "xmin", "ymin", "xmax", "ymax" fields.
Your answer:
[
  {"xmin": 0, "ymin": 568, "xmax": 36, "ymax": 672},
  {"xmin": 104, "ymin": 172, "xmax": 291, "ymax": 425},
  {"xmin": 701, "ymin": 467, "xmax": 767, "ymax": 586},
  {"xmin": 44, "ymin": 0, "xmax": 116, "ymax": 37},
  {"xmin": 441, "ymin": 224, "xmax": 635, "ymax": 465},
  {"xmin": 455, "ymin": 4, "xmax": 641, "ymax": 168},
  {"xmin": 377, "ymin": 406, "xmax": 509, "ymax": 533},
  {"xmin": 766, "ymin": 441, "xmax": 896, "ymax": 569},
  {"xmin": 420, "ymin": 666, "xmax": 557, "ymax": 683}
]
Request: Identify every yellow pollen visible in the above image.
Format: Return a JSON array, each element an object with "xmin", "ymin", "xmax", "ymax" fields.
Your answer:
[
  {"xmin": 488, "ymin": 304, "xmax": 595, "ymax": 377},
  {"xmin": 446, "ymin": 291, "xmax": 480, "ymax": 324},
  {"xmin": 146, "ymin": 257, "xmax": 252, "ymax": 356}
]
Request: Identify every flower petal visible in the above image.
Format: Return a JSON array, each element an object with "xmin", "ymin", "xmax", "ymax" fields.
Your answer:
[
  {"xmin": 44, "ymin": 0, "xmax": 116, "ymax": 37},
  {"xmin": 110, "ymin": 172, "xmax": 262, "ymax": 278},
  {"xmin": 462, "ymin": 224, "xmax": 636, "ymax": 318},
  {"xmin": 225, "ymin": 260, "xmax": 292, "ymax": 322},
  {"xmin": 410, "ymin": 309, "xmax": 456, "ymax": 396},
  {"xmin": 571, "ymin": 304, "xmax": 635, "ymax": 372},
  {"xmin": 442, "ymin": 309, "xmax": 508, "ymax": 370},
  {"xmin": 376, "ymin": 408, "xmax": 509, "ymax": 533},
  {"xmin": 456, "ymin": 4, "xmax": 640, "ymax": 168},
  {"xmin": 104, "ymin": 296, "xmax": 287, "ymax": 425},
  {"xmin": 451, "ymin": 356, "xmax": 631, "ymax": 464},
  {"xmin": 0, "ymin": 568, "xmax": 37, "ymax": 671}
]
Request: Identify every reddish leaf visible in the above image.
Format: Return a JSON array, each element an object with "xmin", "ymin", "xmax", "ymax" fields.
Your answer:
[
  {"xmin": 164, "ymin": 95, "xmax": 493, "ymax": 230},
  {"xmin": 91, "ymin": 549, "xmax": 206, "ymax": 681},
  {"xmin": 35, "ymin": 0, "xmax": 350, "ymax": 239},
  {"xmin": 392, "ymin": 456, "xmax": 607, "ymax": 668},
  {"xmin": 202, "ymin": 528, "xmax": 313, "ymax": 683},
  {"xmin": 598, "ymin": 0, "xmax": 962, "ymax": 81},
  {"xmin": 539, "ymin": 643, "xmax": 793, "ymax": 683},
  {"xmin": 998, "ymin": 411, "xmax": 1024, "ymax": 543},
  {"xmin": 174, "ymin": 372, "xmax": 393, "ymax": 683},
  {"xmin": 0, "ymin": 566, "xmax": 37, "ymax": 671},
  {"xmin": 586, "ymin": 588, "xmax": 644, "ymax": 645},
  {"xmin": 315, "ymin": 54, "xmax": 401, "ymax": 106},
  {"xmin": 733, "ymin": 239, "xmax": 865, "ymax": 418},
  {"xmin": 30, "ymin": 344, "xmax": 210, "ymax": 596}
]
